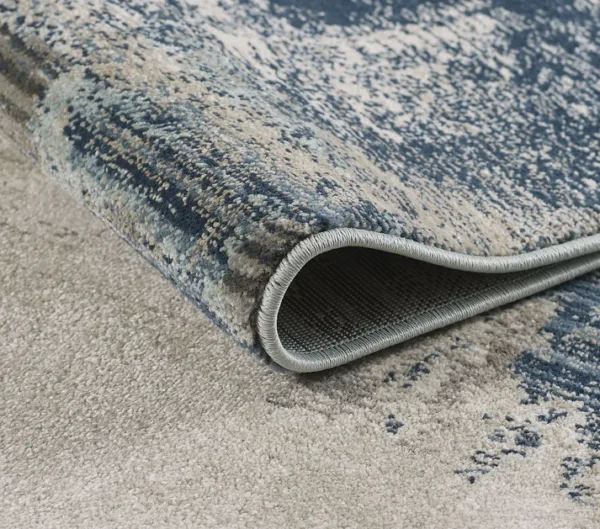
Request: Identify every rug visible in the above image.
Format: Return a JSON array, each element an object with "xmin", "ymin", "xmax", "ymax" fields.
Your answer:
[
  {"xmin": 1, "ymin": 130, "xmax": 599, "ymax": 528},
  {"xmin": 2, "ymin": 0, "xmax": 600, "ymax": 373}
]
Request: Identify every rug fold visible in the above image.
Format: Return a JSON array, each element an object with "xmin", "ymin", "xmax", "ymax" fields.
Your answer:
[
  {"xmin": 258, "ymin": 230, "xmax": 600, "ymax": 371},
  {"xmin": 2, "ymin": 0, "xmax": 600, "ymax": 372}
]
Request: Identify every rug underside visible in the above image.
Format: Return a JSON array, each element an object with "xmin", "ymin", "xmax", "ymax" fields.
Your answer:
[{"xmin": 260, "ymin": 232, "xmax": 600, "ymax": 372}]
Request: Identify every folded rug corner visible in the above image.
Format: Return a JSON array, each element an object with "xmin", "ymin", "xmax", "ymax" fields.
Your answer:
[{"xmin": 2, "ymin": 0, "xmax": 600, "ymax": 372}]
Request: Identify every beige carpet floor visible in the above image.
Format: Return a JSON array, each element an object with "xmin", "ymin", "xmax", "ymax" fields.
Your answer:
[{"xmin": 1, "ymin": 129, "xmax": 598, "ymax": 528}]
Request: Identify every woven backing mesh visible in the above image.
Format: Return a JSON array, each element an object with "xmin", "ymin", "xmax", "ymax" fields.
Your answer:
[{"xmin": 277, "ymin": 247, "xmax": 536, "ymax": 356}]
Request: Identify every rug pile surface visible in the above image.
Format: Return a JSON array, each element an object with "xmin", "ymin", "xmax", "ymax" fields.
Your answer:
[
  {"xmin": 1, "ymin": 0, "xmax": 600, "ymax": 525},
  {"xmin": 2, "ymin": 0, "xmax": 600, "ymax": 371},
  {"xmin": 1, "ymin": 131, "xmax": 599, "ymax": 527}
]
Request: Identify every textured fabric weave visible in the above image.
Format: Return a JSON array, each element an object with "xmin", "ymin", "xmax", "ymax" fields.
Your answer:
[
  {"xmin": 1, "ymin": 0, "xmax": 600, "ymax": 370},
  {"xmin": 280, "ymin": 248, "xmax": 549, "ymax": 354}
]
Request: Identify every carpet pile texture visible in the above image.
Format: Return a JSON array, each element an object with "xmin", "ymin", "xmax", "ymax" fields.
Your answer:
[
  {"xmin": 1, "ymin": 131, "xmax": 599, "ymax": 527},
  {"xmin": 2, "ymin": 0, "xmax": 600, "ymax": 371},
  {"xmin": 2, "ymin": 0, "xmax": 600, "ymax": 525}
]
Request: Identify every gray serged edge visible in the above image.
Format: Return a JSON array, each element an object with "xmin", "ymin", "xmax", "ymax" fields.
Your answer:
[{"xmin": 257, "ymin": 228, "xmax": 600, "ymax": 373}]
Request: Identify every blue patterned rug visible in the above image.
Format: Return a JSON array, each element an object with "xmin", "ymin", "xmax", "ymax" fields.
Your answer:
[
  {"xmin": 1, "ymin": 1, "xmax": 599, "ymax": 372},
  {"xmin": 0, "ymin": 0, "xmax": 600, "ymax": 372},
  {"xmin": 2, "ymin": 0, "xmax": 600, "ymax": 523}
]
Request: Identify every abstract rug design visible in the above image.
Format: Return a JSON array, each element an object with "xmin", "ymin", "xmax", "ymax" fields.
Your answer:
[{"xmin": 1, "ymin": 0, "xmax": 600, "ymax": 371}]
